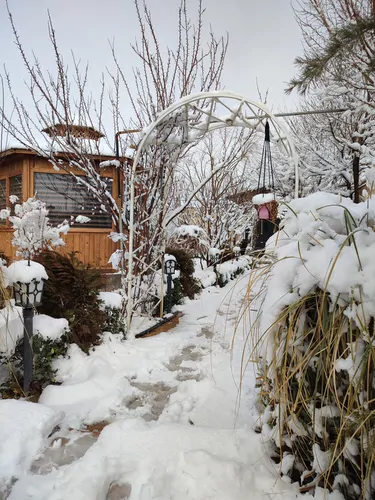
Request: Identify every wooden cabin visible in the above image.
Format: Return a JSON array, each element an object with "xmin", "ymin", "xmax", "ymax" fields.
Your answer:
[{"xmin": 0, "ymin": 131, "xmax": 126, "ymax": 269}]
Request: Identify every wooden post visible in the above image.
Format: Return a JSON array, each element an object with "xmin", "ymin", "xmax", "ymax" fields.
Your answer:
[{"xmin": 353, "ymin": 153, "xmax": 360, "ymax": 204}]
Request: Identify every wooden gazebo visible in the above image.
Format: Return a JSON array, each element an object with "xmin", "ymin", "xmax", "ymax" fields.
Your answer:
[{"xmin": 0, "ymin": 138, "xmax": 127, "ymax": 269}]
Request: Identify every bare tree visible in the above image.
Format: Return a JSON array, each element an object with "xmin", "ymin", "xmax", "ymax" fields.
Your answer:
[
  {"xmin": 172, "ymin": 128, "xmax": 257, "ymax": 249},
  {"xmin": 0, "ymin": 0, "xmax": 229, "ymax": 316}
]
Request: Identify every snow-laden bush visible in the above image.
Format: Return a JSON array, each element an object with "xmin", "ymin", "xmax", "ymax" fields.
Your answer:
[
  {"xmin": 99, "ymin": 292, "xmax": 126, "ymax": 337},
  {"xmin": 0, "ymin": 197, "xmax": 69, "ymax": 260},
  {"xmin": 253, "ymin": 191, "xmax": 375, "ymax": 499},
  {"xmin": 216, "ymin": 256, "xmax": 252, "ymax": 287},
  {"xmin": 167, "ymin": 225, "xmax": 210, "ymax": 258},
  {"xmin": 0, "ymin": 316, "xmax": 69, "ymax": 398}
]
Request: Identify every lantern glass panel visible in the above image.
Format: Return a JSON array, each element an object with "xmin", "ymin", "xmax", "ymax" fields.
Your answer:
[
  {"xmin": 164, "ymin": 259, "xmax": 176, "ymax": 275},
  {"xmin": 13, "ymin": 278, "xmax": 45, "ymax": 307}
]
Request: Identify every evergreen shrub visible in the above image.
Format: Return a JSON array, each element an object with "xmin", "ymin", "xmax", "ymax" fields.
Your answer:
[{"xmin": 35, "ymin": 251, "xmax": 106, "ymax": 351}]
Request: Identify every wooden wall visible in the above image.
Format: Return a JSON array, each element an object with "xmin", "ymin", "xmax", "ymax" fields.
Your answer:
[
  {"xmin": 0, "ymin": 153, "xmax": 119, "ymax": 269},
  {"xmin": 0, "ymin": 229, "xmax": 117, "ymax": 269}
]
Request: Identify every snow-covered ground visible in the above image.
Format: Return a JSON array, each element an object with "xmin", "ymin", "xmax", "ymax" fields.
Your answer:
[{"xmin": 1, "ymin": 272, "xmax": 340, "ymax": 500}]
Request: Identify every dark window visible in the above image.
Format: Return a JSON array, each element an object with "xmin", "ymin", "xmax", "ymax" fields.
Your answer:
[
  {"xmin": 0, "ymin": 179, "xmax": 6, "ymax": 226},
  {"xmin": 34, "ymin": 173, "xmax": 113, "ymax": 229},
  {"xmin": 9, "ymin": 175, "xmax": 22, "ymax": 215}
]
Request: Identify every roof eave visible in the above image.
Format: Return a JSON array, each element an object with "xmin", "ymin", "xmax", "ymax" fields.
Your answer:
[{"xmin": 0, "ymin": 147, "xmax": 131, "ymax": 162}]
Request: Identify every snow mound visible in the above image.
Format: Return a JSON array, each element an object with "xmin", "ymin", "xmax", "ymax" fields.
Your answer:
[
  {"xmin": 33, "ymin": 314, "xmax": 69, "ymax": 340},
  {"xmin": 0, "ymin": 400, "xmax": 62, "ymax": 489},
  {"xmin": 99, "ymin": 291, "xmax": 123, "ymax": 310},
  {"xmin": 8, "ymin": 418, "xmax": 300, "ymax": 500},
  {"xmin": 0, "ymin": 302, "xmax": 23, "ymax": 356},
  {"xmin": 39, "ymin": 341, "xmax": 137, "ymax": 425}
]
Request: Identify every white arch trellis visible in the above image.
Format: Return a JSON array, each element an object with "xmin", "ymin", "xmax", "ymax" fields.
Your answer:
[{"xmin": 125, "ymin": 91, "xmax": 299, "ymax": 330}]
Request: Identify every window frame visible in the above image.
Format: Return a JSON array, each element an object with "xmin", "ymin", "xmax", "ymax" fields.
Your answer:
[
  {"xmin": 0, "ymin": 172, "xmax": 23, "ymax": 229},
  {"xmin": 31, "ymin": 168, "xmax": 115, "ymax": 232}
]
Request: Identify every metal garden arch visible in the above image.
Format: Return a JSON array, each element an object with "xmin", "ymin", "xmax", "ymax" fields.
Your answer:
[{"xmin": 125, "ymin": 91, "xmax": 299, "ymax": 330}]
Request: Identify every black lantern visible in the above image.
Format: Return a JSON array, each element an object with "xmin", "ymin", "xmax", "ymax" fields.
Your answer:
[
  {"xmin": 164, "ymin": 257, "xmax": 176, "ymax": 314},
  {"xmin": 13, "ymin": 278, "xmax": 45, "ymax": 308},
  {"xmin": 13, "ymin": 277, "xmax": 45, "ymax": 394},
  {"xmin": 164, "ymin": 258, "xmax": 176, "ymax": 276}
]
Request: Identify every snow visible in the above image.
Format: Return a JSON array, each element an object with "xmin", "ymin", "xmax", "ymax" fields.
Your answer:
[
  {"xmin": 168, "ymin": 225, "xmax": 210, "ymax": 252},
  {"xmin": 164, "ymin": 253, "xmax": 176, "ymax": 262},
  {"xmin": 216, "ymin": 256, "xmax": 252, "ymax": 283},
  {"xmin": 208, "ymin": 247, "xmax": 221, "ymax": 259},
  {"xmin": 7, "ymin": 197, "xmax": 69, "ymax": 259},
  {"xmin": 108, "ymin": 248, "xmax": 124, "ymax": 270},
  {"xmin": 365, "ymin": 166, "xmax": 375, "ymax": 186},
  {"xmin": 252, "ymin": 193, "xmax": 275, "ymax": 205},
  {"xmin": 6, "ymin": 260, "xmax": 48, "ymax": 284},
  {"xmin": 0, "ymin": 265, "xmax": 342, "ymax": 500},
  {"xmin": 0, "ymin": 301, "xmax": 23, "ymax": 356},
  {"xmin": 0, "ymin": 308, "xmax": 68, "ymax": 355},
  {"xmin": 39, "ymin": 345, "xmax": 136, "ymax": 425},
  {"xmin": 194, "ymin": 268, "xmax": 217, "ymax": 288},
  {"xmin": 0, "ymin": 400, "xmax": 62, "ymax": 490},
  {"xmin": 173, "ymin": 225, "xmax": 203, "ymax": 237},
  {"xmin": 99, "ymin": 159, "xmax": 120, "ymax": 168},
  {"xmin": 259, "ymin": 191, "xmax": 375, "ymax": 364},
  {"xmin": 33, "ymin": 315, "xmax": 69, "ymax": 341},
  {"xmin": 99, "ymin": 291, "xmax": 123, "ymax": 310},
  {"xmin": 75, "ymin": 215, "xmax": 91, "ymax": 224},
  {"xmin": 312, "ymin": 443, "xmax": 330, "ymax": 474}
]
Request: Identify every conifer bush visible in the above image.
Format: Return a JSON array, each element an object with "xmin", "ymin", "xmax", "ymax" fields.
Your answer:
[
  {"xmin": 165, "ymin": 248, "xmax": 201, "ymax": 300},
  {"xmin": 35, "ymin": 251, "xmax": 106, "ymax": 351}
]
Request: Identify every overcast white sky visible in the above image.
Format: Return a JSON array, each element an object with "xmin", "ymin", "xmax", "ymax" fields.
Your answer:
[{"xmin": 0, "ymin": 0, "xmax": 302, "ymax": 138}]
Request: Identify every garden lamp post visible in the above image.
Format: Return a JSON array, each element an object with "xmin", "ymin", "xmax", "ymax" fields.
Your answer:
[
  {"xmin": 13, "ymin": 276, "xmax": 45, "ymax": 393},
  {"xmin": 164, "ymin": 257, "xmax": 176, "ymax": 314}
]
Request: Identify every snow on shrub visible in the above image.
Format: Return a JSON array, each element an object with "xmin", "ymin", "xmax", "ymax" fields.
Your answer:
[
  {"xmin": 167, "ymin": 225, "xmax": 210, "ymax": 257},
  {"xmin": 216, "ymin": 256, "xmax": 252, "ymax": 287},
  {"xmin": 99, "ymin": 292, "xmax": 126, "ymax": 336},
  {"xmin": 0, "ymin": 197, "xmax": 69, "ymax": 260},
  {"xmin": 254, "ymin": 191, "xmax": 375, "ymax": 499},
  {"xmin": 208, "ymin": 247, "xmax": 221, "ymax": 263},
  {"xmin": 0, "ymin": 313, "xmax": 70, "ymax": 397},
  {"xmin": 195, "ymin": 254, "xmax": 252, "ymax": 288}
]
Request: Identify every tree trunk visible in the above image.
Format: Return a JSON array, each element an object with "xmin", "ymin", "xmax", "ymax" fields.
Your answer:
[{"xmin": 353, "ymin": 153, "xmax": 360, "ymax": 204}]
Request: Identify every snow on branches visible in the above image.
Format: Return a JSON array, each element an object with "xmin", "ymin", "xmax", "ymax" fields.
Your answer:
[
  {"xmin": 0, "ymin": 197, "xmax": 70, "ymax": 260},
  {"xmin": 167, "ymin": 225, "xmax": 210, "ymax": 257}
]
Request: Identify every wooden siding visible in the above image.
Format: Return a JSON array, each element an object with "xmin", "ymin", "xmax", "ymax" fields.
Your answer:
[
  {"xmin": 0, "ymin": 228, "xmax": 117, "ymax": 268},
  {"xmin": 0, "ymin": 152, "xmax": 120, "ymax": 269}
]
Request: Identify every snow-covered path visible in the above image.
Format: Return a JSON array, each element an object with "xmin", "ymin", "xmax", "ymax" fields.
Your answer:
[{"xmin": 2, "ymin": 272, "xmax": 309, "ymax": 500}]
